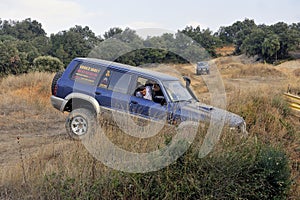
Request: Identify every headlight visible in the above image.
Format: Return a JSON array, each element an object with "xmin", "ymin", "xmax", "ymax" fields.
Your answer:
[{"xmin": 230, "ymin": 121, "xmax": 248, "ymax": 136}]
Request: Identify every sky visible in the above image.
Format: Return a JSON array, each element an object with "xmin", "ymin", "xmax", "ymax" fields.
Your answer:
[{"xmin": 0, "ymin": 0, "xmax": 299, "ymax": 37}]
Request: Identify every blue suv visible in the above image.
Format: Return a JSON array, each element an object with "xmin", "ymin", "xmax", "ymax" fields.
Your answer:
[{"xmin": 51, "ymin": 58, "xmax": 246, "ymax": 139}]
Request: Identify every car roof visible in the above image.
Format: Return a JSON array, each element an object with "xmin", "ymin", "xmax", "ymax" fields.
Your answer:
[
  {"xmin": 74, "ymin": 57, "xmax": 179, "ymax": 81},
  {"xmin": 197, "ymin": 61, "xmax": 208, "ymax": 64}
]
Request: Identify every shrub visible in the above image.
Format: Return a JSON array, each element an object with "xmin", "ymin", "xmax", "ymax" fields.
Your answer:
[
  {"xmin": 253, "ymin": 146, "xmax": 291, "ymax": 199},
  {"xmin": 32, "ymin": 56, "xmax": 64, "ymax": 72}
]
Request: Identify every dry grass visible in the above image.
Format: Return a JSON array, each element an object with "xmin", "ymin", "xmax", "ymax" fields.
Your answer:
[
  {"xmin": 215, "ymin": 45, "xmax": 235, "ymax": 56},
  {"xmin": 238, "ymin": 64, "xmax": 285, "ymax": 77},
  {"xmin": 0, "ymin": 72, "xmax": 55, "ymax": 111},
  {"xmin": 0, "ymin": 72, "xmax": 52, "ymax": 92},
  {"xmin": 0, "ymin": 57, "xmax": 299, "ymax": 199},
  {"xmin": 294, "ymin": 68, "xmax": 300, "ymax": 77},
  {"xmin": 0, "ymin": 72, "xmax": 66, "ymax": 189},
  {"xmin": 222, "ymin": 63, "xmax": 285, "ymax": 78}
]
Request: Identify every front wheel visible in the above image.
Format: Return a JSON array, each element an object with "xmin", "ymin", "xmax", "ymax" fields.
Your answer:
[{"xmin": 65, "ymin": 108, "xmax": 97, "ymax": 140}]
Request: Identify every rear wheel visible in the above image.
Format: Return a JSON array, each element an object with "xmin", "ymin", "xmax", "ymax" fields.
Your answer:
[
  {"xmin": 51, "ymin": 71, "xmax": 63, "ymax": 95},
  {"xmin": 65, "ymin": 108, "xmax": 97, "ymax": 140}
]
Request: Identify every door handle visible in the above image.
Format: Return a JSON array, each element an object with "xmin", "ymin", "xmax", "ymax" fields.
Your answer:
[{"xmin": 95, "ymin": 91, "xmax": 101, "ymax": 95}]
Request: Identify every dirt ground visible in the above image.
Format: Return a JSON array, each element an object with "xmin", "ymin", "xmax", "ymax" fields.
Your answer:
[{"xmin": 0, "ymin": 56, "xmax": 299, "ymax": 192}]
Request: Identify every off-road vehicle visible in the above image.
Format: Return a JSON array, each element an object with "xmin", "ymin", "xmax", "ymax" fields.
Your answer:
[
  {"xmin": 196, "ymin": 61, "xmax": 210, "ymax": 75},
  {"xmin": 51, "ymin": 58, "xmax": 246, "ymax": 139}
]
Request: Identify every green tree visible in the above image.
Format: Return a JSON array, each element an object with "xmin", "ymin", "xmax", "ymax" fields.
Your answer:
[
  {"xmin": 173, "ymin": 31, "xmax": 198, "ymax": 62},
  {"xmin": 259, "ymin": 22, "xmax": 300, "ymax": 60},
  {"xmin": 262, "ymin": 34, "xmax": 280, "ymax": 62},
  {"xmin": 113, "ymin": 28, "xmax": 144, "ymax": 48},
  {"xmin": 103, "ymin": 27, "xmax": 123, "ymax": 39},
  {"xmin": 160, "ymin": 33, "xmax": 183, "ymax": 63},
  {"xmin": 241, "ymin": 29, "xmax": 266, "ymax": 58},
  {"xmin": 31, "ymin": 36, "xmax": 51, "ymax": 55},
  {"xmin": 0, "ymin": 41, "xmax": 22, "ymax": 75},
  {"xmin": 49, "ymin": 25, "xmax": 102, "ymax": 64},
  {"xmin": 91, "ymin": 28, "xmax": 147, "ymax": 65},
  {"xmin": 0, "ymin": 18, "xmax": 46, "ymax": 41},
  {"xmin": 290, "ymin": 22, "xmax": 300, "ymax": 50},
  {"xmin": 200, "ymin": 28, "xmax": 222, "ymax": 56},
  {"xmin": 89, "ymin": 38, "xmax": 132, "ymax": 62},
  {"xmin": 181, "ymin": 26, "xmax": 221, "ymax": 57},
  {"xmin": 217, "ymin": 19, "xmax": 257, "ymax": 53},
  {"xmin": 142, "ymin": 36, "xmax": 169, "ymax": 64},
  {"xmin": 240, "ymin": 22, "xmax": 300, "ymax": 62},
  {"xmin": 0, "ymin": 34, "xmax": 17, "ymax": 42},
  {"xmin": 16, "ymin": 40, "xmax": 40, "ymax": 66}
]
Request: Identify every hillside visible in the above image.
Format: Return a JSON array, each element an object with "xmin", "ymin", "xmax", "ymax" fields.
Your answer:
[{"xmin": 0, "ymin": 56, "xmax": 299, "ymax": 199}]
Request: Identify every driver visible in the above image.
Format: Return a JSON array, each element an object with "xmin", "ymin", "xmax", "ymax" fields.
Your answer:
[{"xmin": 152, "ymin": 83, "xmax": 164, "ymax": 104}]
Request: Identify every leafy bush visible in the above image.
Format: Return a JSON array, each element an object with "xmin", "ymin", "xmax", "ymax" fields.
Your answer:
[
  {"xmin": 253, "ymin": 146, "xmax": 291, "ymax": 199},
  {"xmin": 32, "ymin": 56, "xmax": 64, "ymax": 72}
]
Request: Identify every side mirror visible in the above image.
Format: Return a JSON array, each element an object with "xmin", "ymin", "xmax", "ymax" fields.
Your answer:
[
  {"xmin": 182, "ymin": 76, "xmax": 199, "ymax": 102},
  {"xmin": 183, "ymin": 76, "xmax": 191, "ymax": 87}
]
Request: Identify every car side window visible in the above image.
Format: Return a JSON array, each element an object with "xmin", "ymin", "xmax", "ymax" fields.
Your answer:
[
  {"xmin": 133, "ymin": 77, "xmax": 153, "ymax": 101},
  {"xmin": 99, "ymin": 70, "xmax": 111, "ymax": 88},
  {"xmin": 99, "ymin": 69, "xmax": 132, "ymax": 94},
  {"xmin": 133, "ymin": 77, "xmax": 147, "ymax": 94},
  {"xmin": 133, "ymin": 77, "xmax": 165, "ymax": 104},
  {"xmin": 71, "ymin": 62, "xmax": 102, "ymax": 85}
]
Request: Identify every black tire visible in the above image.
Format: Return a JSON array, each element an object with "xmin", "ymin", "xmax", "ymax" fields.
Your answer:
[
  {"xmin": 51, "ymin": 71, "xmax": 63, "ymax": 95},
  {"xmin": 65, "ymin": 108, "xmax": 97, "ymax": 140}
]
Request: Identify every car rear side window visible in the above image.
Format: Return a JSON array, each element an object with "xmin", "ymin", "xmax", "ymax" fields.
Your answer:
[
  {"xmin": 71, "ymin": 62, "xmax": 103, "ymax": 85},
  {"xmin": 99, "ymin": 69, "xmax": 132, "ymax": 94}
]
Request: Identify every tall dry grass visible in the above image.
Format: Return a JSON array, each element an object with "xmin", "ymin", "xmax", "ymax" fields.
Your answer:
[
  {"xmin": 0, "ymin": 72, "xmax": 55, "ymax": 111},
  {"xmin": 0, "ymin": 70, "xmax": 298, "ymax": 199},
  {"xmin": 294, "ymin": 68, "xmax": 300, "ymax": 77},
  {"xmin": 0, "ymin": 72, "xmax": 66, "ymax": 192}
]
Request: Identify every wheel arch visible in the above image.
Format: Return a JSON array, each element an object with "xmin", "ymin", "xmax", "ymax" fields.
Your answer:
[{"xmin": 62, "ymin": 93, "xmax": 101, "ymax": 114}]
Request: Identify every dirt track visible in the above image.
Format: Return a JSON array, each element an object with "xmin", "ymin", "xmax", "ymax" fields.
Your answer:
[{"xmin": 0, "ymin": 96, "xmax": 66, "ymax": 166}]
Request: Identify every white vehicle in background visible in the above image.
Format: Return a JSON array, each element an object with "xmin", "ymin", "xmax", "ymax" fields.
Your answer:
[{"xmin": 196, "ymin": 61, "xmax": 210, "ymax": 75}]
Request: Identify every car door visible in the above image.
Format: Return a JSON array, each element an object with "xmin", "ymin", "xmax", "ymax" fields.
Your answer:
[{"xmin": 95, "ymin": 68, "xmax": 132, "ymax": 112}]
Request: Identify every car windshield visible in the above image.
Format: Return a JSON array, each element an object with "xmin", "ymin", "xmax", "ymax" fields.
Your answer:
[
  {"xmin": 197, "ymin": 62, "xmax": 208, "ymax": 66},
  {"xmin": 163, "ymin": 80, "xmax": 193, "ymax": 102}
]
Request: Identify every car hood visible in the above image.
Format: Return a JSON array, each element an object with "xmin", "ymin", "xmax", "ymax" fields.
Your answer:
[{"xmin": 175, "ymin": 101, "xmax": 245, "ymax": 128}]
